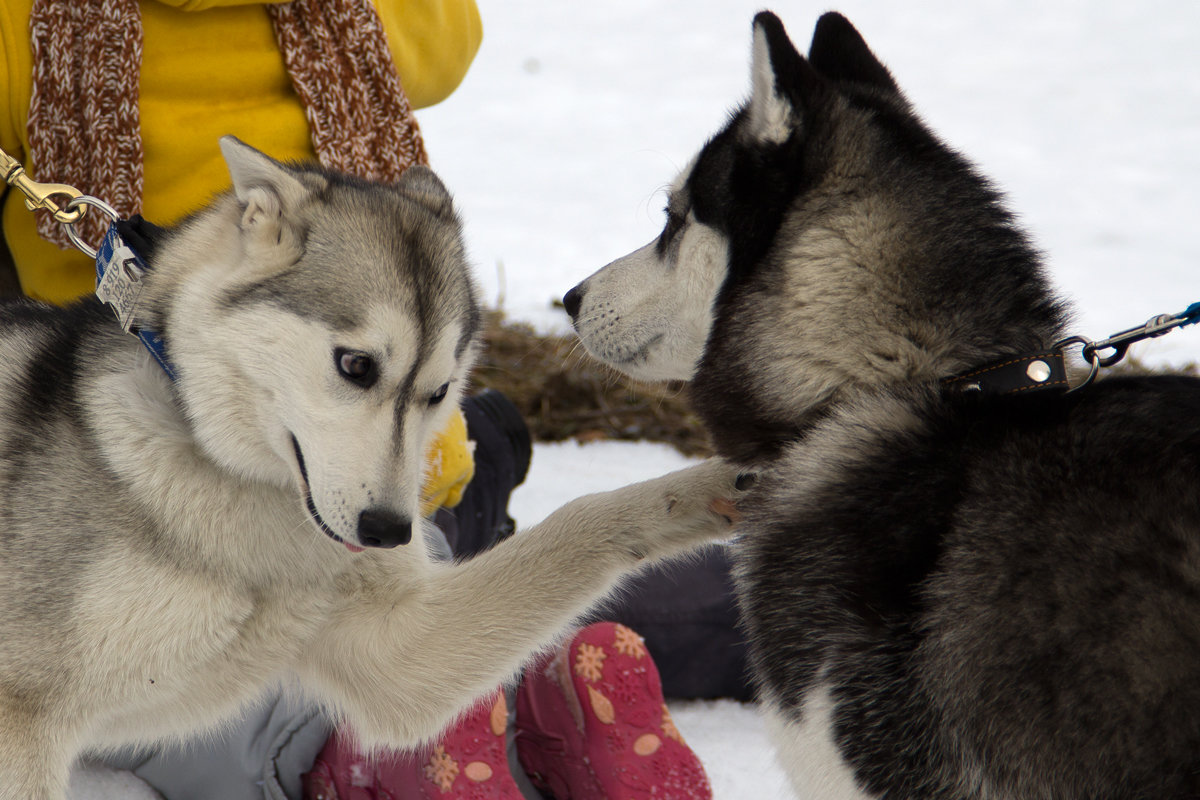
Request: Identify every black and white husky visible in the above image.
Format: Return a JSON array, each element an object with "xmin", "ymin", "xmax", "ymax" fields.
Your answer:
[
  {"xmin": 0, "ymin": 137, "xmax": 743, "ymax": 800},
  {"xmin": 566, "ymin": 12, "xmax": 1200, "ymax": 798}
]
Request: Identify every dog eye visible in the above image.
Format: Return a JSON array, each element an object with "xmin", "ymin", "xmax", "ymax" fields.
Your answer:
[
  {"xmin": 658, "ymin": 206, "xmax": 687, "ymax": 255},
  {"xmin": 663, "ymin": 207, "xmax": 684, "ymax": 236},
  {"xmin": 429, "ymin": 383, "xmax": 449, "ymax": 405},
  {"xmin": 335, "ymin": 348, "xmax": 377, "ymax": 388}
]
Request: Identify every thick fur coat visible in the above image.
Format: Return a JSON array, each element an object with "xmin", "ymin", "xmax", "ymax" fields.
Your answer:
[{"xmin": 566, "ymin": 12, "xmax": 1200, "ymax": 798}]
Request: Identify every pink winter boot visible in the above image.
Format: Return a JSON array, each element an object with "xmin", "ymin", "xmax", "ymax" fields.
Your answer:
[
  {"xmin": 302, "ymin": 688, "xmax": 524, "ymax": 800},
  {"xmin": 514, "ymin": 622, "xmax": 713, "ymax": 799}
]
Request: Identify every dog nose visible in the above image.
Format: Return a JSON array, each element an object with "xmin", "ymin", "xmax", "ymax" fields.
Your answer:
[
  {"xmin": 562, "ymin": 284, "xmax": 584, "ymax": 319},
  {"xmin": 357, "ymin": 508, "xmax": 412, "ymax": 548}
]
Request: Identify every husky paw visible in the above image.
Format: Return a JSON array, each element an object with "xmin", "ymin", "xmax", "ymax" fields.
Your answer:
[{"xmin": 617, "ymin": 458, "xmax": 748, "ymax": 562}]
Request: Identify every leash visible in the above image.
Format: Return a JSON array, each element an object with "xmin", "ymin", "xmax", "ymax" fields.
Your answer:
[
  {"xmin": 943, "ymin": 304, "xmax": 1200, "ymax": 398},
  {"xmin": 2, "ymin": 146, "xmax": 176, "ymax": 380}
]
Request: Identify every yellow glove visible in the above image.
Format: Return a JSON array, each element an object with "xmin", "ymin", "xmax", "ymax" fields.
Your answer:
[{"xmin": 420, "ymin": 407, "xmax": 475, "ymax": 517}]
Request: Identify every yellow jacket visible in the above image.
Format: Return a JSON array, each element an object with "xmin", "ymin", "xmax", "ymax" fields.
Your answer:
[
  {"xmin": 0, "ymin": 0, "xmax": 480, "ymax": 515},
  {"xmin": 1, "ymin": 0, "xmax": 481, "ymax": 303}
]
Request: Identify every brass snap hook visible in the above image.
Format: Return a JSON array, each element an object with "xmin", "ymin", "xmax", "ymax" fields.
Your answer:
[{"xmin": 0, "ymin": 148, "xmax": 86, "ymax": 225}]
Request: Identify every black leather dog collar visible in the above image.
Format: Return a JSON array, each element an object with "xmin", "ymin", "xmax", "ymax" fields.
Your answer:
[{"xmin": 942, "ymin": 350, "xmax": 1069, "ymax": 398}]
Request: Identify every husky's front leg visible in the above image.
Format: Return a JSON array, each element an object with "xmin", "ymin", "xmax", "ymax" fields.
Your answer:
[
  {"xmin": 0, "ymin": 715, "xmax": 71, "ymax": 800},
  {"xmin": 302, "ymin": 458, "xmax": 742, "ymax": 749}
]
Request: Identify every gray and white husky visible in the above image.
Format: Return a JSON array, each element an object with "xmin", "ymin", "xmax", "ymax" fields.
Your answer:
[
  {"xmin": 0, "ymin": 137, "xmax": 742, "ymax": 800},
  {"xmin": 566, "ymin": 12, "xmax": 1200, "ymax": 799}
]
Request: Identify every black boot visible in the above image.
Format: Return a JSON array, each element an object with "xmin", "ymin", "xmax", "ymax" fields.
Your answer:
[{"xmin": 434, "ymin": 389, "xmax": 532, "ymax": 558}]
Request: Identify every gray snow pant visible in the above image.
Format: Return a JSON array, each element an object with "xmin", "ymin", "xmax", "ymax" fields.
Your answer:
[{"xmin": 103, "ymin": 693, "xmax": 329, "ymax": 800}]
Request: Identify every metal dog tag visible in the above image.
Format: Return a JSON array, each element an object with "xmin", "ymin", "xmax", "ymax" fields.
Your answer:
[{"xmin": 95, "ymin": 224, "xmax": 147, "ymax": 333}]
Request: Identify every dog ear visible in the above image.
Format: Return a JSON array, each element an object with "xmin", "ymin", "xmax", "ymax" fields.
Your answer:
[
  {"xmin": 219, "ymin": 136, "xmax": 311, "ymax": 267},
  {"xmin": 746, "ymin": 12, "xmax": 823, "ymax": 146},
  {"xmin": 396, "ymin": 165, "xmax": 454, "ymax": 217},
  {"xmin": 219, "ymin": 136, "xmax": 311, "ymax": 230},
  {"xmin": 808, "ymin": 12, "xmax": 899, "ymax": 94}
]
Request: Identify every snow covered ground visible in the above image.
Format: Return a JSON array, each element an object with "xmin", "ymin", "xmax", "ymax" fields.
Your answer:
[{"xmin": 81, "ymin": 2, "xmax": 1199, "ymax": 797}]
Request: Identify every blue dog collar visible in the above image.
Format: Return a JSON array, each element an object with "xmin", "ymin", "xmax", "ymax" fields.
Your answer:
[{"xmin": 94, "ymin": 222, "xmax": 178, "ymax": 381}]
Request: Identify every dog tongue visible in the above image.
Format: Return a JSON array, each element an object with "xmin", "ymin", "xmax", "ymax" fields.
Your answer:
[{"xmin": 344, "ymin": 541, "xmax": 365, "ymax": 554}]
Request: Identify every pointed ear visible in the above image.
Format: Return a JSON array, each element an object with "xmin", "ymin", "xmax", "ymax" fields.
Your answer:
[
  {"xmin": 218, "ymin": 136, "xmax": 311, "ymax": 267},
  {"xmin": 747, "ymin": 12, "xmax": 823, "ymax": 145},
  {"xmin": 396, "ymin": 165, "xmax": 454, "ymax": 217},
  {"xmin": 808, "ymin": 13, "xmax": 899, "ymax": 93},
  {"xmin": 219, "ymin": 135, "xmax": 312, "ymax": 229}
]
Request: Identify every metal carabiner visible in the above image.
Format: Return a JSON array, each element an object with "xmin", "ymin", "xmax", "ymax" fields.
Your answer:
[
  {"xmin": 1081, "ymin": 312, "xmax": 1194, "ymax": 370},
  {"xmin": 0, "ymin": 148, "xmax": 86, "ymax": 225}
]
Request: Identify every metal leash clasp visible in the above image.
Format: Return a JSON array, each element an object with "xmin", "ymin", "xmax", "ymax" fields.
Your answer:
[
  {"xmin": 0, "ymin": 148, "xmax": 86, "ymax": 225},
  {"xmin": 1082, "ymin": 306, "xmax": 1200, "ymax": 368},
  {"xmin": 0, "ymin": 146, "xmax": 115, "ymax": 258},
  {"xmin": 1055, "ymin": 302, "xmax": 1200, "ymax": 393}
]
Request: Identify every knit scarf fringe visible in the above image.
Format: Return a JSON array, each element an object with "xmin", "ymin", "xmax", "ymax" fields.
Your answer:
[{"xmin": 28, "ymin": 0, "xmax": 428, "ymax": 251}]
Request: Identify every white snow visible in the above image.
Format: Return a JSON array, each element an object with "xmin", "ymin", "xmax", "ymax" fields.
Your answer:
[{"xmin": 80, "ymin": 2, "xmax": 1200, "ymax": 797}]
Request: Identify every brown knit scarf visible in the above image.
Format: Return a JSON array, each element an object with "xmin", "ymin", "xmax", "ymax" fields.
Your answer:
[{"xmin": 28, "ymin": 0, "xmax": 429, "ymax": 251}]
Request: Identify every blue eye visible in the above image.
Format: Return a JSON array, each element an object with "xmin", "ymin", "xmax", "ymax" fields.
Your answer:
[
  {"xmin": 335, "ymin": 348, "xmax": 377, "ymax": 388},
  {"xmin": 429, "ymin": 383, "xmax": 449, "ymax": 405}
]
